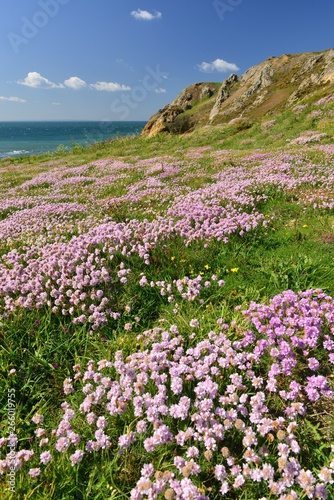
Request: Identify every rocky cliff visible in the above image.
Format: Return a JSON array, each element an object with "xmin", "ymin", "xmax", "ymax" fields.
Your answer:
[
  {"xmin": 142, "ymin": 82, "xmax": 220, "ymax": 137},
  {"xmin": 141, "ymin": 48, "xmax": 334, "ymax": 137}
]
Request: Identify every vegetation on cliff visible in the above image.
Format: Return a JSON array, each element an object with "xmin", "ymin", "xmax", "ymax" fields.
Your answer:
[{"xmin": 142, "ymin": 49, "xmax": 334, "ymax": 137}]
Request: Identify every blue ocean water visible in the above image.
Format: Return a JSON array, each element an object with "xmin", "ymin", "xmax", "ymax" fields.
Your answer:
[{"xmin": 0, "ymin": 121, "xmax": 146, "ymax": 159}]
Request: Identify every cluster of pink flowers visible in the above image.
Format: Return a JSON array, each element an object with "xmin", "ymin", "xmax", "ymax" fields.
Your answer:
[
  {"xmin": 186, "ymin": 147, "xmax": 212, "ymax": 159},
  {"xmin": 290, "ymin": 132, "xmax": 327, "ymax": 145},
  {"xmin": 1, "ymin": 139, "xmax": 334, "ymax": 496},
  {"xmin": 0, "ymin": 202, "xmax": 88, "ymax": 244},
  {"xmin": 291, "ymin": 104, "xmax": 307, "ymax": 114},
  {"xmin": 1, "ymin": 289, "xmax": 333, "ymax": 498},
  {"xmin": 307, "ymin": 110, "xmax": 323, "ymax": 119},
  {"xmin": 139, "ymin": 273, "xmax": 225, "ymax": 305},
  {"xmin": 315, "ymin": 93, "xmax": 334, "ymax": 106},
  {"xmin": 0, "ymin": 149, "xmax": 334, "ymax": 332},
  {"xmin": 312, "ymin": 144, "xmax": 334, "ymax": 157}
]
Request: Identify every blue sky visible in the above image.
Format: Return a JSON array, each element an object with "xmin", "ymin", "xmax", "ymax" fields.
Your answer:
[{"xmin": 0, "ymin": 0, "xmax": 333, "ymax": 121}]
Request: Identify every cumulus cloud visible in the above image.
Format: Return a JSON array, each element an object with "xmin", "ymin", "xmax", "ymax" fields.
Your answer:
[
  {"xmin": 197, "ymin": 58, "xmax": 239, "ymax": 73},
  {"xmin": 0, "ymin": 96, "xmax": 26, "ymax": 102},
  {"xmin": 17, "ymin": 72, "xmax": 130, "ymax": 92},
  {"xmin": 154, "ymin": 88, "xmax": 167, "ymax": 94},
  {"xmin": 131, "ymin": 9, "xmax": 162, "ymax": 21},
  {"xmin": 17, "ymin": 72, "xmax": 64, "ymax": 89},
  {"xmin": 64, "ymin": 76, "xmax": 87, "ymax": 90},
  {"xmin": 90, "ymin": 81, "xmax": 131, "ymax": 92}
]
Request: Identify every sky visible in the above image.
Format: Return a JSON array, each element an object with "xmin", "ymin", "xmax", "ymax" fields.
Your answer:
[{"xmin": 0, "ymin": 0, "xmax": 333, "ymax": 122}]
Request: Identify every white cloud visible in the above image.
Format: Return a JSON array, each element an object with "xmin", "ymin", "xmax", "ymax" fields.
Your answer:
[
  {"xmin": 131, "ymin": 9, "xmax": 162, "ymax": 21},
  {"xmin": 0, "ymin": 96, "xmax": 26, "ymax": 102},
  {"xmin": 64, "ymin": 76, "xmax": 87, "ymax": 90},
  {"xmin": 52, "ymin": 102, "xmax": 61, "ymax": 106},
  {"xmin": 154, "ymin": 88, "xmax": 167, "ymax": 94},
  {"xmin": 197, "ymin": 58, "xmax": 239, "ymax": 73},
  {"xmin": 17, "ymin": 72, "xmax": 64, "ymax": 89},
  {"xmin": 16, "ymin": 72, "xmax": 130, "ymax": 93},
  {"xmin": 90, "ymin": 81, "xmax": 131, "ymax": 92}
]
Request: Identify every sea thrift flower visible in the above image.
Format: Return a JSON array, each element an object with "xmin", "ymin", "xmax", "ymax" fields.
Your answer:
[
  {"xmin": 186, "ymin": 446, "xmax": 199, "ymax": 459},
  {"xmin": 96, "ymin": 416, "xmax": 108, "ymax": 429},
  {"xmin": 28, "ymin": 468, "xmax": 41, "ymax": 478},
  {"xmin": 118, "ymin": 432, "xmax": 136, "ymax": 449},
  {"xmin": 69, "ymin": 450, "xmax": 84, "ymax": 466},
  {"xmin": 55, "ymin": 437, "xmax": 70, "ymax": 452},
  {"xmin": 31, "ymin": 414, "xmax": 44, "ymax": 425},
  {"xmin": 35, "ymin": 428, "xmax": 46, "ymax": 438},
  {"xmin": 40, "ymin": 451, "xmax": 52, "ymax": 465},
  {"xmin": 189, "ymin": 318, "xmax": 199, "ymax": 328},
  {"xmin": 63, "ymin": 378, "xmax": 74, "ymax": 395},
  {"xmin": 307, "ymin": 357, "xmax": 320, "ymax": 371},
  {"xmin": 215, "ymin": 464, "xmax": 227, "ymax": 480},
  {"xmin": 136, "ymin": 420, "xmax": 147, "ymax": 433}
]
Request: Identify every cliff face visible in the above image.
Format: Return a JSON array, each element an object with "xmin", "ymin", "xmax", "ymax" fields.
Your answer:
[
  {"xmin": 142, "ymin": 82, "xmax": 220, "ymax": 137},
  {"xmin": 141, "ymin": 48, "xmax": 334, "ymax": 137}
]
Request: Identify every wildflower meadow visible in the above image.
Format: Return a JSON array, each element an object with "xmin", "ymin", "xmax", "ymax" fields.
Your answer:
[{"xmin": 1, "ymin": 93, "xmax": 334, "ymax": 498}]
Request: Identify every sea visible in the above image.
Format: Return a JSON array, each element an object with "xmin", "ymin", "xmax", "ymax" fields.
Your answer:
[{"xmin": 0, "ymin": 121, "xmax": 147, "ymax": 159}]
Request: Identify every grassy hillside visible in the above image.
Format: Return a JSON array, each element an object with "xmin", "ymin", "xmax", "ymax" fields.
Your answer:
[
  {"xmin": 0, "ymin": 90, "xmax": 334, "ymax": 499},
  {"xmin": 145, "ymin": 79, "xmax": 334, "ymax": 142}
]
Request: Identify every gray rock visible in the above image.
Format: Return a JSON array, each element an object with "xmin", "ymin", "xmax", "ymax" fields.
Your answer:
[{"xmin": 209, "ymin": 73, "xmax": 238, "ymax": 121}]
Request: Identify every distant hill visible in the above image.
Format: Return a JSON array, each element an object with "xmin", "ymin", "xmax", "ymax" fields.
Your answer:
[{"xmin": 142, "ymin": 48, "xmax": 334, "ymax": 137}]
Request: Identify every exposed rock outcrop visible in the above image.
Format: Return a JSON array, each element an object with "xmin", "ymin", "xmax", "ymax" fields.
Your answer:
[
  {"xmin": 209, "ymin": 73, "xmax": 238, "ymax": 121},
  {"xmin": 142, "ymin": 82, "xmax": 219, "ymax": 137},
  {"xmin": 141, "ymin": 105, "xmax": 184, "ymax": 137},
  {"xmin": 142, "ymin": 48, "xmax": 334, "ymax": 137},
  {"xmin": 322, "ymin": 49, "xmax": 334, "ymax": 83}
]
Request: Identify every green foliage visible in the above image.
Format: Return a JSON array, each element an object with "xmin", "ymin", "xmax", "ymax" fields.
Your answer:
[{"xmin": 1, "ymin": 110, "xmax": 334, "ymax": 498}]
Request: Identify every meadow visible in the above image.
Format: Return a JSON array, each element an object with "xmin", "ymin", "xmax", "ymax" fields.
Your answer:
[{"xmin": 1, "ymin": 91, "xmax": 334, "ymax": 499}]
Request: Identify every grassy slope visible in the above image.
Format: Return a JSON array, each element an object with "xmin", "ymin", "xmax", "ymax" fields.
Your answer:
[{"xmin": 0, "ymin": 88, "xmax": 333, "ymax": 499}]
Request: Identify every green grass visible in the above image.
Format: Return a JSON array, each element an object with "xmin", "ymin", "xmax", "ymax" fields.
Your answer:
[{"xmin": 0, "ymin": 100, "xmax": 334, "ymax": 498}]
